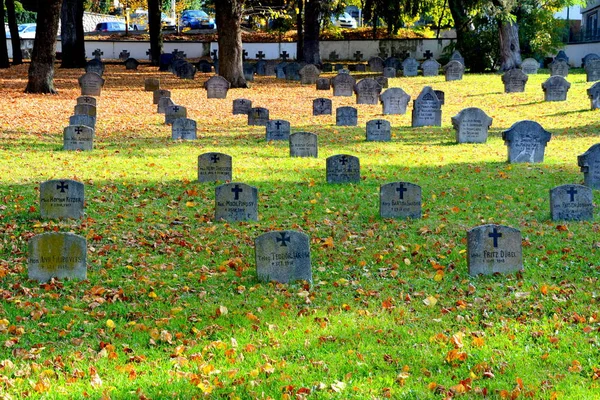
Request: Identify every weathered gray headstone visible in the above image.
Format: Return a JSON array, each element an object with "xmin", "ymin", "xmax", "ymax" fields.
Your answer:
[
  {"xmin": 165, "ymin": 105, "xmax": 187, "ymax": 125},
  {"xmin": 368, "ymin": 56, "xmax": 384, "ymax": 72},
  {"xmin": 327, "ymin": 154, "xmax": 360, "ymax": 184},
  {"xmin": 380, "ymin": 182, "xmax": 421, "ymax": 219},
  {"xmin": 502, "ymin": 120, "xmax": 551, "ymax": 163},
  {"xmin": 582, "ymin": 53, "xmax": 600, "ymax": 68},
  {"xmin": 585, "ymin": 59, "xmax": 600, "ymax": 82},
  {"xmin": 316, "ymin": 78, "xmax": 331, "ymax": 90},
  {"xmin": 450, "ymin": 50, "xmax": 465, "ymax": 66},
  {"xmin": 40, "ymin": 179, "xmax": 84, "ymax": 219},
  {"xmin": 243, "ymin": 63, "xmax": 255, "ymax": 81},
  {"xmin": 69, "ymin": 114, "xmax": 95, "ymax": 129},
  {"xmin": 366, "ymin": 119, "xmax": 391, "ymax": 142},
  {"xmin": 313, "ymin": 98, "xmax": 332, "ymax": 116},
  {"xmin": 384, "ymin": 57, "xmax": 401, "ymax": 70},
  {"xmin": 411, "ymin": 86, "xmax": 442, "ymax": 127},
  {"xmin": 331, "ymin": 73, "xmax": 356, "ymax": 97},
  {"xmin": 145, "ymin": 78, "xmax": 160, "ymax": 92},
  {"xmin": 248, "ymin": 107, "xmax": 269, "ymax": 126},
  {"xmin": 401, "ymin": 57, "xmax": 419, "ymax": 77},
  {"xmin": 63, "ymin": 125, "xmax": 94, "ymax": 151},
  {"xmin": 197, "ymin": 60, "xmax": 213, "ymax": 73},
  {"xmin": 28, "ymin": 232, "xmax": 87, "ymax": 283},
  {"xmin": 255, "ymin": 230, "xmax": 311, "ymax": 284},
  {"xmin": 85, "ymin": 59, "xmax": 105, "ymax": 76},
  {"xmin": 265, "ymin": 61, "xmax": 277, "ymax": 76},
  {"xmin": 275, "ymin": 62, "xmax": 288, "ymax": 79},
  {"xmin": 355, "ymin": 64, "xmax": 367, "ymax": 72},
  {"xmin": 443, "ymin": 60, "xmax": 464, "ymax": 81},
  {"xmin": 336, "ymin": 106, "xmax": 358, "ymax": 126},
  {"xmin": 215, "ymin": 182, "xmax": 258, "ymax": 222},
  {"xmin": 554, "ymin": 50, "xmax": 569, "ymax": 63},
  {"xmin": 74, "ymin": 104, "xmax": 96, "ymax": 118},
  {"xmin": 153, "ymin": 89, "xmax": 171, "ymax": 105},
  {"xmin": 383, "ymin": 67, "xmax": 396, "ymax": 78},
  {"xmin": 78, "ymin": 72, "xmax": 104, "ymax": 96},
  {"xmin": 542, "ymin": 76, "xmax": 571, "ymax": 102},
  {"xmin": 549, "ymin": 59, "xmax": 569, "ymax": 77},
  {"xmin": 124, "ymin": 58, "xmax": 139, "ymax": 70},
  {"xmin": 77, "ymin": 96, "xmax": 97, "ymax": 107},
  {"xmin": 520, "ymin": 58, "xmax": 540, "ymax": 74},
  {"xmin": 289, "ymin": 132, "xmax": 318, "ymax": 158},
  {"xmin": 380, "ymin": 88, "xmax": 410, "ymax": 115},
  {"xmin": 587, "ymin": 82, "xmax": 600, "ymax": 110},
  {"xmin": 578, "ymin": 143, "xmax": 600, "ymax": 189},
  {"xmin": 158, "ymin": 96, "xmax": 175, "ymax": 114},
  {"xmin": 502, "ymin": 69, "xmax": 528, "ymax": 93},
  {"xmin": 354, "ymin": 78, "xmax": 382, "ymax": 105},
  {"xmin": 198, "ymin": 152, "xmax": 232, "ymax": 183},
  {"xmin": 299, "ymin": 64, "xmax": 320, "ymax": 84},
  {"xmin": 172, "ymin": 118, "xmax": 197, "ymax": 140},
  {"xmin": 266, "ymin": 119, "xmax": 290, "ymax": 141},
  {"xmin": 233, "ymin": 98, "xmax": 252, "ymax": 115},
  {"xmin": 550, "ymin": 184, "xmax": 594, "ymax": 221},
  {"xmin": 421, "ymin": 59, "xmax": 440, "ymax": 77},
  {"xmin": 255, "ymin": 59, "xmax": 266, "ymax": 75},
  {"xmin": 284, "ymin": 62, "xmax": 301, "ymax": 81},
  {"xmin": 467, "ymin": 224, "xmax": 523, "ymax": 276},
  {"xmin": 176, "ymin": 62, "xmax": 196, "ymax": 79},
  {"xmin": 204, "ymin": 76, "xmax": 230, "ymax": 99},
  {"xmin": 452, "ymin": 107, "xmax": 493, "ymax": 144}
]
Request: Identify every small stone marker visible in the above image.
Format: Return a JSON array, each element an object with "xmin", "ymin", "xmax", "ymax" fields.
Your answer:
[
  {"xmin": 243, "ymin": 63, "xmax": 255, "ymax": 81},
  {"xmin": 77, "ymin": 96, "xmax": 97, "ymax": 107},
  {"xmin": 327, "ymin": 154, "xmax": 360, "ymax": 184},
  {"xmin": 299, "ymin": 64, "xmax": 320, "ymax": 84},
  {"xmin": 368, "ymin": 56, "xmax": 384, "ymax": 72},
  {"xmin": 587, "ymin": 82, "xmax": 600, "ymax": 110},
  {"xmin": 336, "ymin": 106, "xmax": 358, "ymax": 126},
  {"xmin": 157, "ymin": 97, "xmax": 175, "ymax": 114},
  {"xmin": 383, "ymin": 67, "xmax": 396, "ymax": 78},
  {"xmin": 520, "ymin": 58, "xmax": 539, "ymax": 74},
  {"xmin": 176, "ymin": 62, "xmax": 197, "ymax": 79},
  {"xmin": 119, "ymin": 50, "xmax": 130, "ymax": 60},
  {"xmin": 248, "ymin": 107, "xmax": 269, "ymax": 126},
  {"xmin": 63, "ymin": 125, "xmax": 94, "ymax": 151},
  {"xmin": 215, "ymin": 182, "xmax": 258, "ymax": 222},
  {"xmin": 171, "ymin": 118, "xmax": 197, "ymax": 140},
  {"xmin": 255, "ymin": 230, "xmax": 311, "ymax": 284},
  {"xmin": 153, "ymin": 89, "xmax": 171, "ymax": 105},
  {"xmin": 467, "ymin": 224, "xmax": 523, "ymax": 276},
  {"xmin": 69, "ymin": 114, "xmax": 95, "ymax": 129},
  {"xmin": 585, "ymin": 59, "xmax": 600, "ymax": 82},
  {"xmin": 124, "ymin": 58, "xmax": 139, "ymax": 70},
  {"xmin": 165, "ymin": 105, "xmax": 187, "ymax": 125},
  {"xmin": 331, "ymin": 73, "xmax": 356, "ymax": 97},
  {"xmin": 198, "ymin": 152, "xmax": 232, "ymax": 182},
  {"xmin": 354, "ymin": 78, "xmax": 382, "ymax": 105},
  {"xmin": 380, "ymin": 88, "xmax": 411, "ymax": 115},
  {"xmin": 40, "ymin": 179, "xmax": 84, "ymax": 219},
  {"xmin": 197, "ymin": 60, "xmax": 213, "ymax": 73},
  {"xmin": 255, "ymin": 59, "xmax": 266, "ymax": 75},
  {"xmin": 555, "ymin": 50, "xmax": 569, "ymax": 63},
  {"xmin": 412, "ymin": 86, "xmax": 442, "ymax": 127},
  {"xmin": 549, "ymin": 59, "xmax": 569, "ymax": 77},
  {"xmin": 366, "ymin": 119, "xmax": 391, "ymax": 142},
  {"xmin": 92, "ymin": 48, "xmax": 103, "ymax": 60},
  {"xmin": 452, "ymin": 107, "xmax": 493, "ymax": 143},
  {"xmin": 204, "ymin": 76, "xmax": 230, "ymax": 99},
  {"xmin": 582, "ymin": 53, "xmax": 600, "ymax": 68},
  {"xmin": 421, "ymin": 59, "xmax": 440, "ymax": 77},
  {"xmin": 28, "ymin": 232, "xmax": 87, "ymax": 283},
  {"xmin": 578, "ymin": 143, "xmax": 600, "ymax": 189},
  {"xmin": 450, "ymin": 50, "xmax": 465, "ymax": 66},
  {"xmin": 233, "ymin": 98, "xmax": 252, "ymax": 115},
  {"xmin": 74, "ymin": 104, "xmax": 96, "ymax": 118},
  {"xmin": 401, "ymin": 57, "xmax": 419, "ymax": 77},
  {"xmin": 85, "ymin": 58, "xmax": 105, "ymax": 76},
  {"xmin": 316, "ymin": 78, "xmax": 330, "ymax": 90},
  {"xmin": 502, "ymin": 68, "xmax": 528, "ymax": 93},
  {"xmin": 502, "ymin": 120, "xmax": 551, "ymax": 163},
  {"xmin": 313, "ymin": 98, "xmax": 332, "ymax": 115},
  {"xmin": 266, "ymin": 119, "xmax": 290, "ymax": 141},
  {"xmin": 550, "ymin": 184, "xmax": 594, "ymax": 221},
  {"xmin": 444, "ymin": 60, "xmax": 464, "ymax": 81},
  {"xmin": 275, "ymin": 62, "xmax": 288, "ymax": 79},
  {"xmin": 542, "ymin": 76, "xmax": 571, "ymax": 102},
  {"xmin": 380, "ymin": 182, "xmax": 421, "ymax": 219},
  {"xmin": 289, "ymin": 132, "xmax": 318, "ymax": 158},
  {"xmin": 384, "ymin": 57, "xmax": 400, "ymax": 69},
  {"xmin": 284, "ymin": 62, "xmax": 301, "ymax": 81},
  {"xmin": 78, "ymin": 72, "xmax": 104, "ymax": 96}
]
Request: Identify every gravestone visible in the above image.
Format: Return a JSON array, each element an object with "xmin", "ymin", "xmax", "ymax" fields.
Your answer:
[
  {"xmin": 275, "ymin": 62, "xmax": 288, "ymax": 79},
  {"xmin": 299, "ymin": 64, "xmax": 320, "ymax": 84},
  {"xmin": 266, "ymin": 119, "xmax": 290, "ymax": 141},
  {"xmin": 452, "ymin": 107, "xmax": 493, "ymax": 143},
  {"xmin": 145, "ymin": 78, "xmax": 160, "ymax": 92},
  {"xmin": 78, "ymin": 72, "xmax": 104, "ymax": 96},
  {"xmin": 421, "ymin": 59, "xmax": 440, "ymax": 77},
  {"xmin": 326, "ymin": 154, "xmax": 360, "ymax": 184},
  {"xmin": 402, "ymin": 57, "xmax": 419, "ymax": 77},
  {"xmin": 366, "ymin": 119, "xmax": 391, "ymax": 142},
  {"xmin": 549, "ymin": 59, "xmax": 569, "ymax": 77},
  {"xmin": 215, "ymin": 182, "xmax": 258, "ymax": 222},
  {"xmin": 502, "ymin": 69, "xmax": 528, "ymax": 93},
  {"xmin": 313, "ymin": 98, "xmax": 332, "ymax": 115},
  {"xmin": 450, "ymin": 50, "xmax": 465, "ymax": 66},
  {"xmin": 380, "ymin": 88, "xmax": 410, "ymax": 115},
  {"xmin": 541, "ymin": 76, "xmax": 571, "ymax": 102},
  {"xmin": 159, "ymin": 53, "xmax": 174, "ymax": 71},
  {"xmin": 124, "ymin": 58, "xmax": 139, "ymax": 70},
  {"xmin": 554, "ymin": 50, "xmax": 569, "ymax": 63},
  {"xmin": 198, "ymin": 152, "xmax": 233, "ymax": 183},
  {"xmin": 165, "ymin": 105, "xmax": 187, "ymax": 125},
  {"xmin": 197, "ymin": 60, "xmax": 213, "ymax": 73},
  {"xmin": 74, "ymin": 104, "xmax": 96, "ymax": 118},
  {"xmin": 176, "ymin": 62, "xmax": 196, "ymax": 79},
  {"xmin": 170, "ymin": 59, "xmax": 187, "ymax": 75},
  {"xmin": 262, "ymin": 61, "xmax": 275, "ymax": 76},
  {"xmin": 331, "ymin": 73, "xmax": 356, "ymax": 97},
  {"xmin": 289, "ymin": 132, "xmax": 318, "ymax": 158},
  {"xmin": 284, "ymin": 62, "xmax": 301, "ymax": 81},
  {"xmin": 255, "ymin": 59, "xmax": 266, "ymax": 75},
  {"xmin": 119, "ymin": 50, "xmax": 130, "ymax": 61},
  {"xmin": 467, "ymin": 224, "xmax": 523, "ymax": 276},
  {"xmin": 69, "ymin": 115, "xmax": 95, "ymax": 129},
  {"xmin": 520, "ymin": 58, "xmax": 540, "ymax": 74},
  {"xmin": 28, "ymin": 232, "xmax": 87, "ymax": 283},
  {"xmin": 375, "ymin": 76, "xmax": 389, "ymax": 89},
  {"xmin": 587, "ymin": 82, "xmax": 600, "ymax": 110},
  {"xmin": 63, "ymin": 125, "xmax": 94, "ymax": 151},
  {"xmin": 502, "ymin": 120, "xmax": 551, "ymax": 163},
  {"xmin": 243, "ymin": 63, "xmax": 255, "ymax": 81},
  {"xmin": 157, "ymin": 97, "xmax": 175, "ymax": 114},
  {"xmin": 255, "ymin": 231, "xmax": 311, "ymax": 284},
  {"xmin": 248, "ymin": 107, "xmax": 269, "ymax": 126},
  {"xmin": 336, "ymin": 106, "xmax": 358, "ymax": 126},
  {"xmin": 368, "ymin": 56, "xmax": 384, "ymax": 72},
  {"xmin": 153, "ymin": 89, "xmax": 171, "ymax": 105},
  {"xmin": 383, "ymin": 67, "xmax": 396, "ymax": 78},
  {"xmin": 411, "ymin": 86, "xmax": 442, "ymax": 127},
  {"xmin": 550, "ymin": 184, "xmax": 594, "ymax": 221},
  {"xmin": 85, "ymin": 59, "xmax": 105, "ymax": 76},
  {"xmin": 204, "ymin": 76, "xmax": 230, "ymax": 99},
  {"xmin": 92, "ymin": 48, "xmax": 103, "ymax": 60},
  {"xmin": 384, "ymin": 56, "xmax": 401, "ymax": 70},
  {"xmin": 585, "ymin": 59, "xmax": 600, "ymax": 82},
  {"xmin": 316, "ymin": 78, "xmax": 331, "ymax": 90},
  {"xmin": 578, "ymin": 144, "xmax": 600, "ymax": 189},
  {"xmin": 582, "ymin": 53, "xmax": 600, "ymax": 68},
  {"xmin": 40, "ymin": 179, "xmax": 84, "ymax": 219},
  {"xmin": 171, "ymin": 118, "xmax": 197, "ymax": 140},
  {"xmin": 354, "ymin": 78, "xmax": 382, "ymax": 105},
  {"xmin": 443, "ymin": 60, "xmax": 465, "ymax": 81},
  {"xmin": 77, "ymin": 96, "xmax": 96, "ymax": 107},
  {"xmin": 233, "ymin": 98, "xmax": 252, "ymax": 115},
  {"xmin": 380, "ymin": 182, "xmax": 421, "ymax": 219}
]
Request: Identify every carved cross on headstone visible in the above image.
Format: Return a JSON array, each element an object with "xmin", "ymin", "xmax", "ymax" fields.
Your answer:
[
  {"xmin": 172, "ymin": 106, "xmax": 180, "ymax": 113},
  {"xmin": 280, "ymin": 51, "xmax": 289, "ymax": 61},
  {"xmin": 119, "ymin": 50, "xmax": 130, "ymax": 60},
  {"xmin": 275, "ymin": 120, "xmax": 282, "ymax": 129},
  {"xmin": 566, "ymin": 187, "xmax": 577, "ymax": 202},
  {"xmin": 242, "ymin": 50, "xmax": 248, "ymax": 61},
  {"xmin": 423, "ymin": 50, "xmax": 434, "ymax": 60},
  {"xmin": 255, "ymin": 51, "xmax": 265, "ymax": 60},
  {"xmin": 92, "ymin": 49, "xmax": 103, "ymax": 60},
  {"xmin": 211, "ymin": 49, "xmax": 218, "ymax": 60},
  {"xmin": 339, "ymin": 156, "xmax": 349, "ymax": 165},
  {"xmin": 329, "ymin": 51, "xmax": 339, "ymax": 61},
  {"xmin": 74, "ymin": 126, "xmax": 83, "ymax": 135},
  {"xmin": 211, "ymin": 154, "xmax": 220, "ymax": 163},
  {"xmin": 276, "ymin": 232, "xmax": 291, "ymax": 247},
  {"xmin": 353, "ymin": 51, "xmax": 363, "ymax": 61},
  {"xmin": 231, "ymin": 184, "xmax": 243, "ymax": 200},
  {"xmin": 375, "ymin": 120, "xmax": 383, "ymax": 129},
  {"xmin": 320, "ymin": 99, "xmax": 327, "ymax": 106},
  {"xmin": 56, "ymin": 182, "xmax": 69, "ymax": 193},
  {"xmin": 488, "ymin": 228, "xmax": 502, "ymax": 248},
  {"xmin": 396, "ymin": 184, "xmax": 407, "ymax": 199}
]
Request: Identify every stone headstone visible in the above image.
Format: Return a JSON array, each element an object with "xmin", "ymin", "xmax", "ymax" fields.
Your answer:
[
  {"xmin": 165, "ymin": 105, "xmax": 187, "ymax": 125},
  {"xmin": 368, "ymin": 56, "xmax": 384, "ymax": 72},
  {"xmin": 78, "ymin": 72, "xmax": 104, "ymax": 96},
  {"xmin": 85, "ymin": 59, "xmax": 105, "ymax": 77},
  {"xmin": 313, "ymin": 98, "xmax": 332, "ymax": 115},
  {"xmin": 502, "ymin": 120, "xmax": 551, "ymax": 163},
  {"xmin": 402, "ymin": 57, "xmax": 419, "ymax": 77},
  {"xmin": 176, "ymin": 62, "xmax": 197, "ymax": 79},
  {"xmin": 170, "ymin": 59, "xmax": 187, "ymax": 75},
  {"xmin": 63, "ymin": 125, "xmax": 94, "ymax": 151},
  {"xmin": 450, "ymin": 50, "xmax": 465, "ymax": 66},
  {"xmin": 215, "ymin": 182, "xmax": 258, "ymax": 222},
  {"xmin": 69, "ymin": 114, "xmax": 95, "ymax": 129},
  {"xmin": 74, "ymin": 104, "xmax": 96, "ymax": 118},
  {"xmin": 384, "ymin": 57, "xmax": 401, "ymax": 70},
  {"xmin": 198, "ymin": 152, "xmax": 233, "ymax": 182},
  {"xmin": 266, "ymin": 119, "xmax": 290, "ymax": 141},
  {"xmin": 275, "ymin": 62, "xmax": 288, "ymax": 79},
  {"xmin": 40, "ymin": 179, "xmax": 84, "ymax": 220},
  {"xmin": 197, "ymin": 60, "xmax": 213, "ymax": 73},
  {"xmin": 316, "ymin": 78, "xmax": 331, "ymax": 91},
  {"xmin": 585, "ymin": 59, "xmax": 600, "ymax": 82},
  {"xmin": 171, "ymin": 117, "xmax": 197, "ymax": 140},
  {"xmin": 380, "ymin": 88, "xmax": 411, "ymax": 115},
  {"xmin": 411, "ymin": 86, "xmax": 442, "ymax": 127},
  {"xmin": 331, "ymin": 73, "xmax": 356, "ymax": 97},
  {"xmin": 77, "ymin": 96, "xmax": 97, "ymax": 107},
  {"xmin": 549, "ymin": 59, "xmax": 569, "ymax": 77},
  {"xmin": 354, "ymin": 78, "xmax": 382, "ymax": 105},
  {"xmin": 255, "ymin": 231, "xmax": 311, "ymax": 284},
  {"xmin": 578, "ymin": 143, "xmax": 600, "ymax": 189},
  {"xmin": 265, "ymin": 61, "xmax": 277, "ymax": 76},
  {"xmin": 299, "ymin": 64, "xmax": 320, "ymax": 84},
  {"xmin": 467, "ymin": 224, "xmax": 523, "ymax": 276},
  {"xmin": 124, "ymin": 58, "xmax": 139, "ymax": 70},
  {"xmin": 145, "ymin": 78, "xmax": 160, "ymax": 92},
  {"xmin": 255, "ymin": 59, "xmax": 266, "ymax": 75},
  {"xmin": 204, "ymin": 76, "xmax": 230, "ymax": 99},
  {"xmin": 157, "ymin": 97, "xmax": 175, "ymax": 114},
  {"xmin": 452, "ymin": 107, "xmax": 493, "ymax": 144},
  {"xmin": 233, "ymin": 98, "xmax": 252, "ymax": 115},
  {"xmin": 326, "ymin": 154, "xmax": 360, "ymax": 184},
  {"xmin": 587, "ymin": 82, "xmax": 600, "ymax": 110},
  {"xmin": 159, "ymin": 53, "xmax": 174, "ymax": 71},
  {"xmin": 375, "ymin": 76, "xmax": 389, "ymax": 89},
  {"xmin": 542, "ymin": 76, "xmax": 571, "ymax": 102},
  {"xmin": 582, "ymin": 53, "xmax": 600, "ymax": 68},
  {"xmin": 119, "ymin": 50, "xmax": 130, "ymax": 61},
  {"xmin": 336, "ymin": 106, "xmax": 358, "ymax": 126},
  {"xmin": 550, "ymin": 184, "xmax": 594, "ymax": 221},
  {"xmin": 383, "ymin": 67, "xmax": 396, "ymax": 78},
  {"xmin": 153, "ymin": 89, "xmax": 171, "ymax": 105},
  {"xmin": 92, "ymin": 48, "xmax": 103, "ymax": 60},
  {"xmin": 421, "ymin": 59, "xmax": 440, "ymax": 77},
  {"xmin": 366, "ymin": 119, "xmax": 391, "ymax": 142},
  {"xmin": 248, "ymin": 107, "xmax": 269, "ymax": 126},
  {"xmin": 502, "ymin": 69, "xmax": 528, "ymax": 93},
  {"xmin": 284, "ymin": 62, "xmax": 301, "ymax": 81},
  {"xmin": 443, "ymin": 60, "xmax": 464, "ymax": 81},
  {"xmin": 520, "ymin": 58, "xmax": 540, "ymax": 74},
  {"xmin": 379, "ymin": 182, "xmax": 421, "ymax": 219},
  {"xmin": 28, "ymin": 232, "xmax": 87, "ymax": 283},
  {"xmin": 289, "ymin": 132, "xmax": 318, "ymax": 158},
  {"xmin": 554, "ymin": 50, "xmax": 569, "ymax": 63},
  {"xmin": 243, "ymin": 62, "xmax": 255, "ymax": 81}
]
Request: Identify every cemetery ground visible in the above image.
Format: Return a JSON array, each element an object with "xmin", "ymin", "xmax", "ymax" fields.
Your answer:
[{"xmin": 0, "ymin": 64, "xmax": 599, "ymax": 399}]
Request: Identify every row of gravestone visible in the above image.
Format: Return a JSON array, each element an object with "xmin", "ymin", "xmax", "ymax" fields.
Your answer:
[{"xmin": 63, "ymin": 95, "xmax": 98, "ymax": 151}]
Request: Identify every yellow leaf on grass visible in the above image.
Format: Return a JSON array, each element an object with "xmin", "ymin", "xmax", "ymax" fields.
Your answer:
[
  {"xmin": 106, "ymin": 319, "xmax": 116, "ymax": 330},
  {"xmin": 423, "ymin": 296, "xmax": 437, "ymax": 306}
]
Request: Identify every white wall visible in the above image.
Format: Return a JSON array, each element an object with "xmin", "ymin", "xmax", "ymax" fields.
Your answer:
[{"xmin": 562, "ymin": 42, "xmax": 600, "ymax": 67}]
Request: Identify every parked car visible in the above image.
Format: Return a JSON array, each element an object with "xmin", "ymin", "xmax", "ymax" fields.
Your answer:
[
  {"xmin": 331, "ymin": 12, "xmax": 357, "ymax": 29},
  {"xmin": 94, "ymin": 21, "xmax": 130, "ymax": 33},
  {"xmin": 180, "ymin": 10, "xmax": 216, "ymax": 29},
  {"xmin": 129, "ymin": 10, "xmax": 176, "ymax": 31},
  {"xmin": 7, "ymin": 23, "xmax": 37, "ymax": 39}
]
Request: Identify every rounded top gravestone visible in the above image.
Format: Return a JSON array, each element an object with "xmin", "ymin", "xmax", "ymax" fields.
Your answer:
[{"xmin": 255, "ymin": 231, "xmax": 312, "ymax": 284}]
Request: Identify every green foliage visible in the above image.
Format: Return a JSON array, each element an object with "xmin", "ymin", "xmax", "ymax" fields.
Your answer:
[{"xmin": 518, "ymin": 6, "xmax": 568, "ymax": 60}]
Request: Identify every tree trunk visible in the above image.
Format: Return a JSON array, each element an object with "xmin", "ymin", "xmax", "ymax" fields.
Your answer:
[
  {"xmin": 296, "ymin": 0, "xmax": 304, "ymax": 62},
  {"xmin": 303, "ymin": 0, "xmax": 321, "ymax": 65},
  {"xmin": 0, "ymin": 0, "xmax": 9, "ymax": 68},
  {"xmin": 498, "ymin": 20, "xmax": 521, "ymax": 71},
  {"xmin": 148, "ymin": 0, "xmax": 164, "ymax": 66},
  {"xmin": 25, "ymin": 0, "xmax": 62, "ymax": 93},
  {"xmin": 61, "ymin": 0, "xmax": 86, "ymax": 68},
  {"xmin": 215, "ymin": 0, "xmax": 247, "ymax": 88},
  {"xmin": 6, "ymin": 0, "xmax": 22, "ymax": 65}
]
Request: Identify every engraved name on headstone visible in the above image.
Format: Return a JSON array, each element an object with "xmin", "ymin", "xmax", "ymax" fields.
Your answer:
[
  {"xmin": 380, "ymin": 182, "xmax": 421, "ymax": 219},
  {"xmin": 411, "ymin": 86, "xmax": 442, "ymax": 127},
  {"xmin": 78, "ymin": 72, "xmax": 105, "ymax": 96},
  {"xmin": 266, "ymin": 119, "xmax": 291, "ymax": 141},
  {"xmin": 204, "ymin": 76, "xmax": 230, "ymax": 99},
  {"xmin": 40, "ymin": 179, "xmax": 84, "ymax": 219},
  {"xmin": 198, "ymin": 152, "xmax": 232, "ymax": 183},
  {"xmin": 63, "ymin": 125, "xmax": 94, "ymax": 151},
  {"xmin": 255, "ymin": 230, "xmax": 311, "ymax": 284},
  {"xmin": 165, "ymin": 105, "xmax": 187, "ymax": 125},
  {"xmin": 502, "ymin": 68, "xmax": 528, "ymax": 93},
  {"xmin": 354, "ymin": 78, "xmax": 382, "ymax": 105},
  {"xmin": 215, "ymin": 182, "xmax": 258, "ymax": 222},
  {"xmin": 502, "ymin": 120, "xmax": 551, "ymax": 163},
  {"xmin": 326, "ymin": 154, "xmax": 360, "ymax": 183},
  {"xmin": 172, "ymin": 118, "xmax": 197, "ymax": 140},
  {"xmin": 380, "ymin": 88, "xmax": 411, "ymax": 115},
  {"xmin": 542, "ymin": 75, "xmax": 571, "ymax": 102},
  {"xmin": 289, "ymin": 132, "xmax": 318, "ymax": 158},
  {"xmin": 313, "ymin": 98, "xmax": 332, "ymax": 116},
  {"xmin": 550, "ymin": 184, "xmax": 594, "ymax": 221},
  {"xmin": 467, "ymin": 224, "xmax": 523, "ymax": 276},
  {"xmin": 331, "ymin": 73, "xmax": 356, "ymax": 97},
  {"xmin": 28, "ymin": 232, "xmax": 87, "ymax": 283},
  {"xmin": 452, "ymin": 107, "xmax": 493, "ymax": 143},
  {"xmin": 366, "ymin": 119, "xmax": 391, "ymax": 142},
  {"xmin": 444, "ymin": 60, "xmax": 465, "ymax": 81}
]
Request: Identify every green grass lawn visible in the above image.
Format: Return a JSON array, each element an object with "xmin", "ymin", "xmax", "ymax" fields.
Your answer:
[{"xmin": 0, "ymin": 64, "xmax": 599, "ymax": 399}]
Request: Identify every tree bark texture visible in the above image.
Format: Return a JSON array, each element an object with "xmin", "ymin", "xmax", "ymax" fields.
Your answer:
[
  {"xmin": 25, "ymin": 0, "xmax": 62, "ymax": 93},
  {"xmin": 215, "ymin": 0, "xmax": 247, "ymax": 88},
  {"xmin": 296, "ymin": 0, "xmax": 304, "ymax": 62},
  {"xmin": 61, "ymin": 0, "xmax": 86, "ymax": 68},
  {"xmin": 0, "ymin": 0, "xmax": 10, "ymax": 68},
  {"xmin": 6, "ymin": 0, "xmax": 22, "ymax": 65},
  {"xmin": 148, "ymin": 0, "xmax": 164, "ymax": 66},
  {"xmin": 303, "ymin": 0, "xmax": 321, "ymax": 65},
  {"xmin": 498, "ymin": 20, "xmax": 521, "ymax": 71}
]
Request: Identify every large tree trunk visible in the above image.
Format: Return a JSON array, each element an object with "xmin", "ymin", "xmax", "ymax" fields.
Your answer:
[
  {"xmin": 303, "ymin": 0, "xmax": 321, "ymax": 65},
  {"xmin": 61, "ymin": 0, "xmax": 86, "ymax": 68},
  {"xmin": 0, "ymin": 0, "xmax": 9, "ymax": 68},
  {"xmin": 6, "ymin": 0, "xmax": 22, "ymax": 65},
  {"xmin": 148, "ymin": 0, "xmax": 163, "ymax": 66},
  {"xmin": 215, "ymin": 0, "xmax": 247, "ymax": 88},
  {"xmin": 25, "ymin": 0, "xmax": 62, "ymax": 93},
  {"xmin": 296, "ymin": 0, "xmax": 304, "ymax": 62},
  {"xmin": 498, "ymin": 20, "xmax": 521, "ymax": 71}
]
